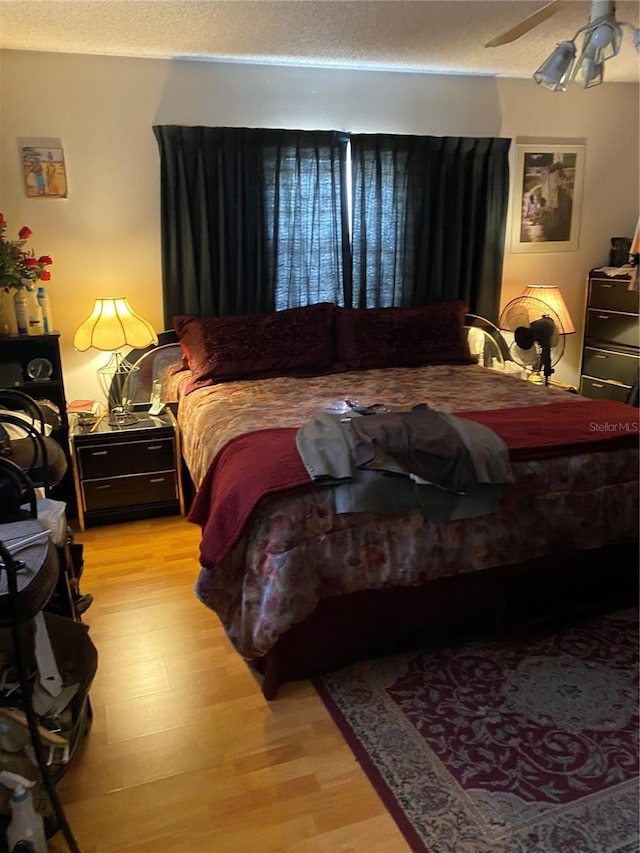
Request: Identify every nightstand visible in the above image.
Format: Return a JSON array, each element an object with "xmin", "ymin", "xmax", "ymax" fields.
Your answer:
[{"xmin": 69, "ymin": 407, "xmax": 185, "ymax": 530}]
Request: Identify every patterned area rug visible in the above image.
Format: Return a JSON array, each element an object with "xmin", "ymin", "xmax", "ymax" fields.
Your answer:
[{"xmin": 314, "ymin": 608, "xmax": 639, "ymax": 853}]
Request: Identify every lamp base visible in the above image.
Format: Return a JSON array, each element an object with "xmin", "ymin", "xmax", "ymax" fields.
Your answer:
[
  {"xmin": 97, "ymin": 352, "xmax": 141, "ymax": 425},
  {"xmin": 107, "ymin": 406, "xmax": 139, "ymax": 427}
]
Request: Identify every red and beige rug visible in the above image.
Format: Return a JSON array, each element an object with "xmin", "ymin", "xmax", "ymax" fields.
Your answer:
[{"xmin": 314, "ymin": 608, "xmax": 639, "ymax": 853}]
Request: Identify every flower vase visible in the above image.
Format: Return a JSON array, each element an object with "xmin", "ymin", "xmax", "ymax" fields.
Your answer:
[
  {"xmin": 14, "ymin": 289, "xmax": 29, "ymax": 335},
  {"xmin": 0, "ymin": 289, "xmax": 18, "ymax": 336}
]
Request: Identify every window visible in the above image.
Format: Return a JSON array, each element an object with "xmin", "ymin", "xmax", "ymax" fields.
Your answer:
[
  {"xmin": 154, "ymin": 125, "xmax": 510, "ymax": 324},
  {"xmin": 261, "ymin": 133, "xmax": 348, "ymax": 311}
]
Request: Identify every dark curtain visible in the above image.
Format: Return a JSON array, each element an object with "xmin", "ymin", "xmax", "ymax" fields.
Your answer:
[
  {"xmin": 350, "ymin": 134, "xmax": 510, "ymax": 321},
  {"xmin": 154, "ymin": 126, "xmax": 510, "ymax": 324},
  {"xmin": 153, "ymin": 126, "xmax": 349, "ymax": 324}
]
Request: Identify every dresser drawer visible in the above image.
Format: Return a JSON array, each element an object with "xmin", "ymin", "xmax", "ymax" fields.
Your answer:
[
  {"xmin": 589, "ymin": 277, "xmax": 639, "ymax": 313},
  {"xmin": 83, "ymin": 471, "xmax": 178, "ymax": 512},
  {"xmin": 78, "ymin": 437, "xmax": 176, "ymax": 479},
  {"xmin": 579, "ymin": 376, "xmax": 632, "ymax": 403},
  {"xmin": 582, "ymin": 346, "xmax": 640, "ymax": 386},
  {"xmin": 585, "ymin": 310, "xmax": 639, "ymax": 348}
]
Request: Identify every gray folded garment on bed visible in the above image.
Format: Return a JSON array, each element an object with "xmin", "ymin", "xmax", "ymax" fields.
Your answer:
[
  {"xmin": 296, "ymin": 408, "xmax": 514, "ymax": 521},
  {"xmin": 350, "ymin": 409, "xmax": 480, "ymax": 492}
]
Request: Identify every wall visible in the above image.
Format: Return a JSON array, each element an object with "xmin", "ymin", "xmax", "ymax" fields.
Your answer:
[{"xmin": 0, "ymin": 49, "xmax": 638, "ymax": 401}]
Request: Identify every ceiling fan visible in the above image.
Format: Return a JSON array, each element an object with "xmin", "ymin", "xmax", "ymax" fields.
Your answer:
[
  {"xmin": 485, "ymin": 1, "xmax": 640, "ymax": 90},
  {"xmin": 485, "ymin": 0, "xmax": 571, "ymax": 48}
]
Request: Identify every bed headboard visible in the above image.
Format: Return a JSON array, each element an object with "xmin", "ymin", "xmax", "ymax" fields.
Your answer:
[{"xmin": 128, "ymin": 343, "xmax": 185, "ymax": 405}]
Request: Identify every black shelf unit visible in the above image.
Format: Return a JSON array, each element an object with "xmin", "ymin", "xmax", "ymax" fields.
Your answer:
[{"xmin": 0, "ymin": 333, "xmax": 77, "ymax": 517}]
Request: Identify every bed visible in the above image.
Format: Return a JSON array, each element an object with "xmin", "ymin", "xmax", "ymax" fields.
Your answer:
[{"xmin": 165, "ymin": 301, "xmax": 639, "ymax": 698}]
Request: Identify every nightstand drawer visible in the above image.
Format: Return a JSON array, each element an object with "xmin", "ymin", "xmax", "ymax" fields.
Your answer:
[
  {"xmin": 83, "ymin": 471, "xmax": 178, "ymax": 511},
  {"xmin": 588, "ymin": 278, "xmax": 639, "ymax": 313},
  {"xmin": 582, "ymin": 347, "xmax": 640, "ymax": 386},
  {"xmin": 78, "ymin": 437, "xmax": 176, "ymax": 479},
  {"xmin": 579, "ymin": 376, "xmax": 632, "ymax": 403},
  {"xmin": 585, "ymin": 310, "xmax": 639, "ymax": 348}
]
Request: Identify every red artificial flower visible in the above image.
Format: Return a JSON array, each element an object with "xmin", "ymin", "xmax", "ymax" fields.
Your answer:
[{"xmin": 0, "ymin": 216, "xmax": 53, "ymax": 289}]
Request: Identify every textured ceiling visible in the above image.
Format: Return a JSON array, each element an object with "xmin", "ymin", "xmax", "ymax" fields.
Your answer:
[{"xmin": 0, "ymin": 1, "xmax": 638, "ymax": 84}]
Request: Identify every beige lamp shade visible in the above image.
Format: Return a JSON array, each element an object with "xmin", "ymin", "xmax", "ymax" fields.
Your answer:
[
  {"xmin": 521, "ymin": 285, "xmax": 576, "ymax": 334},
  {"xmin": 631, "ymin": 218, "xmax": 640, "ymax": 256},
  {"xmin": 73, "ymin": 297, "xmax": 158, "ymax": 352}
]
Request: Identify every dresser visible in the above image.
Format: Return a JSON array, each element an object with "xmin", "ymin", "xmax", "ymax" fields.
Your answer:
[{"xmin": 579, "ymin": 269, "xmax": 639, "ymax": 405}]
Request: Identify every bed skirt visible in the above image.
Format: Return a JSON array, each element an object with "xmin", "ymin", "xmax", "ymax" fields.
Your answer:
[{"xmin": 251, "ymin": 540, "xmax": 639, "ymax": 700}]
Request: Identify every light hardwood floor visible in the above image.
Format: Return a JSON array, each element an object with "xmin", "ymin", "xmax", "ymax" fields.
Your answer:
[{"xmin": 48, "ymin": 516, "xmax": 410, "ymax": 853}]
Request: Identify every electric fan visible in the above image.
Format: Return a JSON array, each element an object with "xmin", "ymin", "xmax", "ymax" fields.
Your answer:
[{"xmin": 498, "ymin": 296, "xmax": 565, "ymax": 385}]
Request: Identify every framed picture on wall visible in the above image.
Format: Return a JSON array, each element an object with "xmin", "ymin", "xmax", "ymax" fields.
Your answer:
[
  {"xmin": 510, "ymin": 143, "xmax": 585, "ymax": 253},
  {"xmin": 18, "ymin": 137, "xmax": 69, "ymax": 199}
]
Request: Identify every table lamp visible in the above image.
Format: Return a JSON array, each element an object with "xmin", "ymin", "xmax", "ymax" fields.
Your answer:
[
  {"xmin": 73, "ymin": 297, "xmax": 158, "ymax": 425},
  {"xmin": 521, "ymin": 285, "xmax": 576, "ymax": 335},
  {"xmin": 520, "ymin": 285, "xmax": 575, "ymax": 384}
]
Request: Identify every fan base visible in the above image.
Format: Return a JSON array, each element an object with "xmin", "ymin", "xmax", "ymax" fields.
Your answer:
[{"xmin": 527, "ymin": 371, "xmax": 545, "ymax": 385}]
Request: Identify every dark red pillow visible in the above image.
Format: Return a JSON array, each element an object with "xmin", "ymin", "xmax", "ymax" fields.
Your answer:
[
  {"xmin": 335, "ymin": 300, "xmax": 474, "ymax": 370},
  {"xmin": 173, "ymin": 303, "xmax": 336, "ymax": 388}
]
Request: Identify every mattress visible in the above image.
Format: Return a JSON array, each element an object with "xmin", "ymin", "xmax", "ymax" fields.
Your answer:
[{"xmin": 174, "ymin": 364, "xmax": 639, "ymax": 661}]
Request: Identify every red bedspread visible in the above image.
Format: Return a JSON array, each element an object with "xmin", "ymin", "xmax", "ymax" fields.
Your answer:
[
  {"xmin": 458, "ymin": 399, "xmax": 640, "ymax": 459},
  {"xmin": 189, "ymin": 399, "xmax": 639, "ymax": 566}
]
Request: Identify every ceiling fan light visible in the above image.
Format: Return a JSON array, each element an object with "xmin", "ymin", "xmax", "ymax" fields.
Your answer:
[
  {"xmin": 579, "ymin": 57, "xmax": 605, "ymax": 87},
  {"xmin": 585, "ymin": 18, "xmax": 622, "ymax": 58},
  {"xmin": 570, "ymin": 18, "xmax": 621, "ymax": 88},
  {"xmin": 589, "ymin": 21, "xmax": 613, "ymax": 50},
  {"xmin": 534, "ymin": 40, "xmax": 576, "ymax": 91}
]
